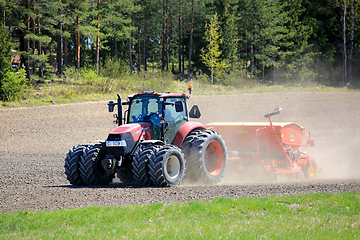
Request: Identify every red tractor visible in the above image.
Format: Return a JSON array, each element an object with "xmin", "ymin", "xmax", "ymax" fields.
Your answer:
[{"xmin": 64, "ymin": 87, "xmax": 227, "ymax": 187}]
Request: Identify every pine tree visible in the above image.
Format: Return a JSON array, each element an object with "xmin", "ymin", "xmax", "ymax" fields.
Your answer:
[
  {"xmin": 187, "ymin": 0, "xmax": 194, "ymax": 80},
  {"xmin": 102, "ymin": 0, "xmax": 139, "ymax": 71},
  {"xmin": 214, "ymin": 0, "xmax": 237, "ymax": 72}
]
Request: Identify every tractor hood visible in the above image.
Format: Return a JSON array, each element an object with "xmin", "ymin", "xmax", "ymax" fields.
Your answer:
[
  {"xmin": 106, "ymin": 123, "xmax": 152, "ymax": 157},
  {"xmin": 108, "ymin": 123, "xmax": 152, "ymax": 142}
]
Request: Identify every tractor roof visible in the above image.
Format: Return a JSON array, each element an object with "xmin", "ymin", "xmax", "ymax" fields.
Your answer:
[{"xmin": 128, "ymin": 91, "xmax": 190, "ymax": 99}]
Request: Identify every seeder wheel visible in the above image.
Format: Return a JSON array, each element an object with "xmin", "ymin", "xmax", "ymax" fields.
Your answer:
[{"xmin": 303, "ymin": 158, "xmax": 317, "ymax": 179}]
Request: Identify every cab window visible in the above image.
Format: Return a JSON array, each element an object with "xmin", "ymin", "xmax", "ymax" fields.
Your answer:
[
  {"xmin": 164, "ymin": 98, "xmax": 187, "ymax": 144},
  {"xmin": 164, "ymin": 98, "xmax": 186, "ymax": 122},
  {"xmin": 129, "ymin": 95, "xmax": 161, "ymax": 123}
]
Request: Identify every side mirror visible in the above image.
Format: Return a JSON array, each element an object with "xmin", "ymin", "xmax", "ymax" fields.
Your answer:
[
  {"xmin": 189, "ymin": 105, "xmax": 201, "ymax": 118},
  {"xmin": 175, "ymin": 101, "xmax": 184, "ymax": 112},
  {"xmin": 108, "ymin": 101, "xmax": 115, "ymax": 112}
]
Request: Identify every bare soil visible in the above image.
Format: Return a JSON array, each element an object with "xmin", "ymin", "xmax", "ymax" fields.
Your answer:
[{"xmin": 1, "ymin": 92, "xmax": 360, "ymax": 213}]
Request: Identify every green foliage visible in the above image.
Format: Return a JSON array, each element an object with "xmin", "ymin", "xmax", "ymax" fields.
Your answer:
[
  {"xmin": 99, "ymin": 57, "xmax": 129, "ymax": 78},
  {"xmin": 0, "ymin": 192, "xmax": 359, "ymax": 239},
  {"xmin": 64, "ymin": 66, "xmax": 114, "ymax": 94},
  {"xmin": 0, "ymin": 26, "xmax": 11, "ymax": 82},
  {"xmin": 200, "ymin": 13, "xmax": 228, "ymax": 84},
  {"xmin": 0, "ymin": 26, "xmax": 26, "ymax": 101},
  {"xmin": 117, "ymin": 71, "xmax": 175, "ymax": 94},
  {"xmin": 0, "ymin": 69, "xmax": 28, "ymax": 101},
  {"xmin": 62, "ymin": 65, "xmax": 176, "ymax": 97},
  {"xmin": 194, "ymin": 69, "xmax": 211, "ymax": 84},
  {"xmin": 1, "ymin": 0, "xmax": 360, "ymax": 88},
  {"xmin": 214, "ymin": 0, "xmax": 238, "ymax": 72},
  {"xmin": 220, "ymin": 70, "xmax": 257, "ymax": 88}
]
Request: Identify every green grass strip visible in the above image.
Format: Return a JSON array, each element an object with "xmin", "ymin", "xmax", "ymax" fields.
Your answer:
[{"xmin": 1, "ymin": 192, "xmax": 359, "ymax": 239}]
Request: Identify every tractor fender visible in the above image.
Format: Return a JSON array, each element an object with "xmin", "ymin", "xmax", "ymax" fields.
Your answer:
[{"xmin": 172, "ymin": 121, "xmax": 207, "ymax": 147}]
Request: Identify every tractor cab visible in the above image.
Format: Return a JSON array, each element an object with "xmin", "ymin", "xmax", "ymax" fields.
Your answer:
[
  {"xmin": 108, "ymin": 89, "xmax": 197, "ymax": 145},
  {"xmin": 127, "ymin": 92, "xmax": 189, "ymax": 143}
]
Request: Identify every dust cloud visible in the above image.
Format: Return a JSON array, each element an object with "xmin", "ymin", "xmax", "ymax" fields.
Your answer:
[{"xmin": 188, "ymin": 91, "xmax": 360, "ymax": 184}]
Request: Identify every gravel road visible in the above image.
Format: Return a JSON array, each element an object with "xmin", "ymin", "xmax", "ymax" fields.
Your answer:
[{"xmin": 1, "ymin": 91, "xmax": 359, "ymax": 213}]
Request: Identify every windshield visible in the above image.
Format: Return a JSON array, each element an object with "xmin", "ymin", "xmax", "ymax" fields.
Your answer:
[{"xmin": 129, "ymin": 95, "xmax": 161, "ymax": 124}]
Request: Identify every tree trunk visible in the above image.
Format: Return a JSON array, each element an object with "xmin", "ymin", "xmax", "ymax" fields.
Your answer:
[
  {"xmin": 262, "ymin": 39, "xmax": 264, "ymax": 84},
  {"xmin": 143, "ymin": 27, "xmax": 147, "ymax": 72},
  {"xmin": 349, "ymin": 0, "xmax": 354, "ymax": 83},
  {"xmin": 343, "ymin": 0, "xmax": 347, "ymax": 85},
  {"xmin": 114, "ymin": 35, "xmax": 117, "ymax": 61},
  {"xmin": 76, "ymin": 13, "xmax": 80, "ymax": 78},
  {"xmin": 165, "ymin": 0, "xmax": 169, "ymax": 71},
  {"xmin": 162, "ymin": 0, "xmax": 166, "ymax": 71},
  {"xmin": 211, "ymin": 54, "xmax": 214, "ymax": 84},
  {"xmin": 262, "ymin": 63, "xmax": 265, "ymax": 84},
  {"xmin": 137, "ymin": 24, "xmax": 141, "ymax": 73},
  {"xmin": 128, "ymin": 26, "xmax": 133, "ymax": 73},
  {"xmin": 178, "ymin": 4, "xmax": 182, "ymax": 74},
  {"xmin": 57, "ymin": 21, "xmax": 63, "ymax": 78},
  {"xmin": 64, "ymin": 23, "xmax": 68, "ymax": 70},
  {"xmin": 32, "ymin": 6, "xmax": 36, "ymax": 75},
  {"xmin": 250, "ymin": 14, "xmax": 254, "ymax": 77},
  {"xmin": 64, "ymin": 5, "xmax": 68, "ymax": 70},
  {"xmin": 24, "ymin": 0, "xmax": 31, "ymax": 81},
  {"xmin": 245, "ymin": 42, "xmax": 248, "ymax": 78},
  {"xmin": 96, "ymin": 0, "xmax": 100, "ymax": 76},
  {"xmin": 273, "ymin": 63, "xmax": 275, "ymax": 84},
  {"xmin": 187, "ymin": 0, "xmax": 194, "ymax": 81},
  {"xmin": 182, "ymin": 32, "xmax": 185, "ymax": 74},
  {"xmin": 38, "ymin": 18, "xmax": 43, "ymax": 78}
]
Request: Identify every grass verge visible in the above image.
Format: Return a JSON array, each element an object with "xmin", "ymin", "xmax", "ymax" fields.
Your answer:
[{"xmin": 1, "ymin": 191, "xmax": 359, "ymax": 239}]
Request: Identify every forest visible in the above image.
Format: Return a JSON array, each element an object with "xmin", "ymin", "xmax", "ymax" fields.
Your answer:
[{"xmin": 0, "ymin": 0, "xmax": 359, "ymax": 101}]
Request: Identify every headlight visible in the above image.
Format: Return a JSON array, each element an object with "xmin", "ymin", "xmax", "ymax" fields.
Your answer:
[{"xmin": 106, "ymin": 140, "xmax": 127, "ymax": 147}]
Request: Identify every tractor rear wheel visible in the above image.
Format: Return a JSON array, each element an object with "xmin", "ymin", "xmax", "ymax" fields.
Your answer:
[
  {"xmin": 64, "ymin": 145, "xmax": 87, "ymax": 186},
  {"xmin": 303, "ymin": 158, "xmax": 317, "ymax": 179},
  {"xmin": 148, "ymin": 145, "xmax": 185, "ymax": 187},
  {"xmin": 181, "ymin": 130, "xmax": 227, "ymax": 185},
  {"xmin": 80, "ymin": 145, "xmax": 115, "ymax": 185},
  {"xmin": 132, "ymin": 145, "xmax": 159, "ymax": 186}
]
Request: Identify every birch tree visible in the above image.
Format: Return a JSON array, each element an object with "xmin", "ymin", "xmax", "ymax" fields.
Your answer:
[{"xmin": 200, "ymin": 13, "xmax": 227, "ymax": 83}]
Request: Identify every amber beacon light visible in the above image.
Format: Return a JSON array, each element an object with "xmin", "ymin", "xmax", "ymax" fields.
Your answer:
[{"xmin": 188, "ymin": 84, "xmax": 193, "ymax": 95}]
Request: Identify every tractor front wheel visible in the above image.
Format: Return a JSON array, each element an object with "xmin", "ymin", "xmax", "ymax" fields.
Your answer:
[
  {"xmin": 132, "ymin": 145, "xmax": 160, "ymax": 186},
  {"xmin": 80, "ymin": 145, "xmax": 115, "ymax": 185},
  {"xmin": 148, "ymin": 145, "xmax": 185, "ymax": 187},
  {"xmin": 182, "ymin": 130, "xmax": 227, "ymax": 185},
  {"xmin": 64, "ymin": 145, "xmax": 88, "ymax": 186}
]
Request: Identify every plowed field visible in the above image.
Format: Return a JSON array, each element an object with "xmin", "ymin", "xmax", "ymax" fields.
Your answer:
[{"xmin": 1, "ymin": 92, "xmax": 359, "ymax": 213}]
